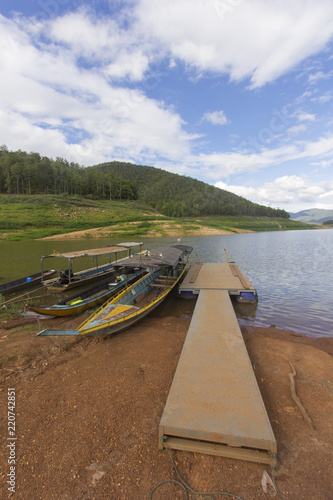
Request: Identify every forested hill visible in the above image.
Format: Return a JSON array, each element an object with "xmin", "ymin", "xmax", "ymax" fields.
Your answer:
[
  {"xmin": 0, "ymin": 147, "xmax": 288, "ymax": 218},
  {"xmin": 96, "ymin": 162, "xmax": 289, "ymax": 218}
]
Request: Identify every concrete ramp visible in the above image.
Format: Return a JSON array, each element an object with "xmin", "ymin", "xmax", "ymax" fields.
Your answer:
[{"xmin": 159, "ymin": 289, "xmax": 276, "ymax": 464}]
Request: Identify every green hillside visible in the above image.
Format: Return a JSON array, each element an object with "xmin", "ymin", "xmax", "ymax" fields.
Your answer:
[
  {"xmin": 1, "ymin": 147, "xmax": 318, "ymax": 242},
  {"xmin": 0, "ymin": 194, "xmax": 164, "ymax": 240},
  {"xmin": 0, "ymin": 147, "xmax": 289, "ymax": 219},
  {"xmin": 96, "ymin": 162, "xmax": 289, "ymax": 218},
  {"xmin": 0, "ymin": 194, "xmax": 313, "ymax": 241}
]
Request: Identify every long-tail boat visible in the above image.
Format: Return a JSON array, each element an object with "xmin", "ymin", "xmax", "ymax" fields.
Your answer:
[
  {"xmin": 41, "ymin": 242, "xmax": 143, "ymax": 292},
  {"xmin": 27, "ymin": 269, "xmax": 146, "ymax": 317},
  {"xmin": 37, "ymin": 245, "xmax": 193, "ymax": 336},
  {"xmin": 0, "ymin": 270, "xmax": 57, "ymax": 296}
]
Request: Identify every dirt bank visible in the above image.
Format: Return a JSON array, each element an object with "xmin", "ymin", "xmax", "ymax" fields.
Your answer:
[
  {"xmin": 39, "ymin": 221, "xmax": 249, "ymax": 240},
  {"xmin": 0, "ymin": 311, "xmax": 332, "ymax": 499}
]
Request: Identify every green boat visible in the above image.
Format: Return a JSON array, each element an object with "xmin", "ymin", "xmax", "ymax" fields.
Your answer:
[{"xmin": 27, "ymin": 269, "xmax": 146, "ymax": 317}]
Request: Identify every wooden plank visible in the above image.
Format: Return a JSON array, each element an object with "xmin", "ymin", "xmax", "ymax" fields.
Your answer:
[
  {"xmin": 160, "ymin": 437, "xmax": 275, "ymax": 465},
  {"xmin": 229, "ymin": 263, "xmax": 252, "ymax": 290},
  {"xmin": 189, "ymin": 263, "xmax": 203, "ymax": 283}
]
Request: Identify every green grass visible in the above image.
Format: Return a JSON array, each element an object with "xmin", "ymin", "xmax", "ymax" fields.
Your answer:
[
  {"xmin": 10, "ymin": 325, "xmax": 39, "ymax": 334},
  {"xmin": 0, "ymin": 194, "xmax": 168, "ymax": 240},
  {"xmin": 193, "ymin": 215, "xmax": 317, "ymax": 232},
  {"xmin": 0, "ymin": 194, "xmax": 319, "ymax": 241}
]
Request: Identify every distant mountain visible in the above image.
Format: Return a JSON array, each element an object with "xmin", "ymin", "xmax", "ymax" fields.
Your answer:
[
  {"xmin": 96, "ymin": 161, "xmax": 289, "ymax": 219},
  {"xmin": 289, "ymin": 208, "xmax": 333, "ymax": 223}
]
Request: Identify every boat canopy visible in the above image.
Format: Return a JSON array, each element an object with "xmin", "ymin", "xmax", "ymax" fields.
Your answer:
[
  {"xmin": 113, "ymin": 244, "xmax": 193, "ymax": 270},
  {"xmin": 40, "ymin": 242, "xmax": 143, "ymax": 282}
]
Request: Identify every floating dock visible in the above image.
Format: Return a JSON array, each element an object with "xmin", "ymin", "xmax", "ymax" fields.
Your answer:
[
  {"xmin": 179, "ymin": 262, "xmax": 257, "ymax": 302},
  {"xmin": 159, "ymin": 263, "xmax": 276, "ymax": 465}
]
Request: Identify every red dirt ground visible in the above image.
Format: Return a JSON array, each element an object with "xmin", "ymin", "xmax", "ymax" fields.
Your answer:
[{"xmin": 0, "ymin": 311, "xmax": 333, "ymax": 499}]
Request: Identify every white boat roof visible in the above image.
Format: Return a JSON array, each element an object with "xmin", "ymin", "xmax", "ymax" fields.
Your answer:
[
  {"xmin": 42, "ymin": 242, "xmax": 142, "ymax": 260},
  {"xmin": 113, "ymin": 245, "xmax": 193, "ymax": 269},
  {"xmin": 117, "ymin": 242, "xmax": 143, "ymax": 248}
]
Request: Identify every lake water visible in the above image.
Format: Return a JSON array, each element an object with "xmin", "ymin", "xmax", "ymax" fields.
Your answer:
[{"xmin": 0, "ymin": 229, "xmax": 332, "ymax": 338}]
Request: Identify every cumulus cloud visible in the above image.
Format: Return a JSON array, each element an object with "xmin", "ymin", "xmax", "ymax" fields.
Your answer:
[
  {"xmin": 215, "ymin": 176, "xmax": 333, "ymax": 212},
  {"xmin": 0, "ymin": 12, "xmax": 195, "ymax": 165},
  {"xmin": 135, "ymin": 0, "xmax": 333, "ymax": 87},
  {"xmin": 47, "ymin": 10, "xmax": 154, "ymax": 81}
]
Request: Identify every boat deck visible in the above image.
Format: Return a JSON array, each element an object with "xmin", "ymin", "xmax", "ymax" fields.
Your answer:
[{"xmin": 159, "ymin": 265, "xmax": 276, "ymax": 464}]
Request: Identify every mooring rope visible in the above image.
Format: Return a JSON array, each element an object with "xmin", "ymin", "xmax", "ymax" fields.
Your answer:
[
  {"xmin": 149, "ymin": 437, "xmax": 245, "ymax": 500},
  {"xmin": 0, "ymin": 285, "xmax": 45, "ymax": 306},
  {"xmin": 270, "ymin": 452, "xmax": 284, "ymax": 500},
  {"xmin": 150, "ymin": 437, "xmax": 284, "ymax": 500}
]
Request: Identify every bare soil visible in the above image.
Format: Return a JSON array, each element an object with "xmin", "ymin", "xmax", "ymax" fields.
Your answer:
[
  {"xmin": 39, "ymin": 221, "xmax": 246, "ymax": 240},
  {"xmin": 0, "ymin": 310, "xmax": 333, "ymax": 499}
]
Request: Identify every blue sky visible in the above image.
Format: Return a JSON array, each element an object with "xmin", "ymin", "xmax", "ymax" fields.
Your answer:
[{"xmin": 1, "ymin": 0, "xmax": 333, "ymax": 212}]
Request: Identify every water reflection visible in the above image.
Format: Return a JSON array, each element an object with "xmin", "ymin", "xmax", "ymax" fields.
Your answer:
[{"xmin": 232, "ymin": 298, "xmax": 258, "ymax": 321}]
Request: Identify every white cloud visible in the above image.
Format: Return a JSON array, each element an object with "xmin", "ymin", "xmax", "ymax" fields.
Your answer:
[
  {"xmin": 135, "ymin": 0, "xmax": 333, "ymax": 87},
  {"xmin": 288, "ymin": 124, "xmax": 307, "ymax": 135},
  {"xmin": 300, "ymin": 135, "xmax": 333, "ymax": 159},
  {"xmin": 180, "ymin": 133, "xmax": 333, "ymax": 183},
  {"xmin": 297, "ymin": 112, "xmax": 316, "ymax": 122},
  {"xmin": 311, "ymin": 91, "xmax": 333, "ymax": 103},
  {"xmin": 312, "ymin": 159, "xmax": 333, "ymax": 168},
  {"xmin": 215, "ymin": 176, "xmax": 333, "ymax": 212},
  {"xmin": 47, "ymin": 10, "xmax": 154, "ymax": 82},
  {"xmin": 308, "ymin": 70, "xmax": 333, "ymax": 84},
  {"xmin": 202, "ymin": 110, "xmax": 228, "ymax": 125},
  {"xmin": 0, "ymin": 13, "xmax": 195, "ymax": 165}
]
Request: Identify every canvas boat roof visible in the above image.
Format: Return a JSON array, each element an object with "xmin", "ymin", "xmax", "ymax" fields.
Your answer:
[
  {"xmin": 42, "ymin": 242, "xmax": 142, "ymax": 260},
  {"xmin": 113, "ymin": 245, "xmax": 193, "ymax": 269}
]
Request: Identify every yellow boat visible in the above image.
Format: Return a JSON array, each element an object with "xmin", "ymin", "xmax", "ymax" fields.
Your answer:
[{"xmin": 37, "ymin": 245, "xmax": 193, "ymax": 336}]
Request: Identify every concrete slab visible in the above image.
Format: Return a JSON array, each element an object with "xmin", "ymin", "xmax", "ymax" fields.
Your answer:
[{"xmin": 159, "ymin": 289, "xmax": 276, "ymax": 464}]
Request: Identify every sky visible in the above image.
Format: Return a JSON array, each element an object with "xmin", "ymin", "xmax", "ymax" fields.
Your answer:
[{"xmin": 1, "ymin": 0, "xmax": 333, "ymax": 213}]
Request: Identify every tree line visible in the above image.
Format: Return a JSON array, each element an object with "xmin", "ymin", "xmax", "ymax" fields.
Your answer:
[{"xmin": 0, "ymin": 146, "xmax": 137, "ymax": 201}]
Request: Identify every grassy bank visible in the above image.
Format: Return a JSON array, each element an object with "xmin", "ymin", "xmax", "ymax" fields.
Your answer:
[
  {"xmin": 193, "ymin": 215, "xmax": 317, "ymax": 232},
  {"xmin": 0, "ymin": 194, "xmax": 318, "ymax": 240}
]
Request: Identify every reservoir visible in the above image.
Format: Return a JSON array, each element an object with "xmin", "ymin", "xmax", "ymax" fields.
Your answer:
[{"xmin": 0, "ymin": 229, "xmax": 332, "ymax": 338}]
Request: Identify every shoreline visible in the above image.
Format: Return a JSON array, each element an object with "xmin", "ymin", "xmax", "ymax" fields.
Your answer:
[
  {"xmin": 38, "ymin": 222, "xmax": 331, "ymax": 241},
  {"xmin": 38, "ymin": 223, "xmax": 250, "ymax": 240}
]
